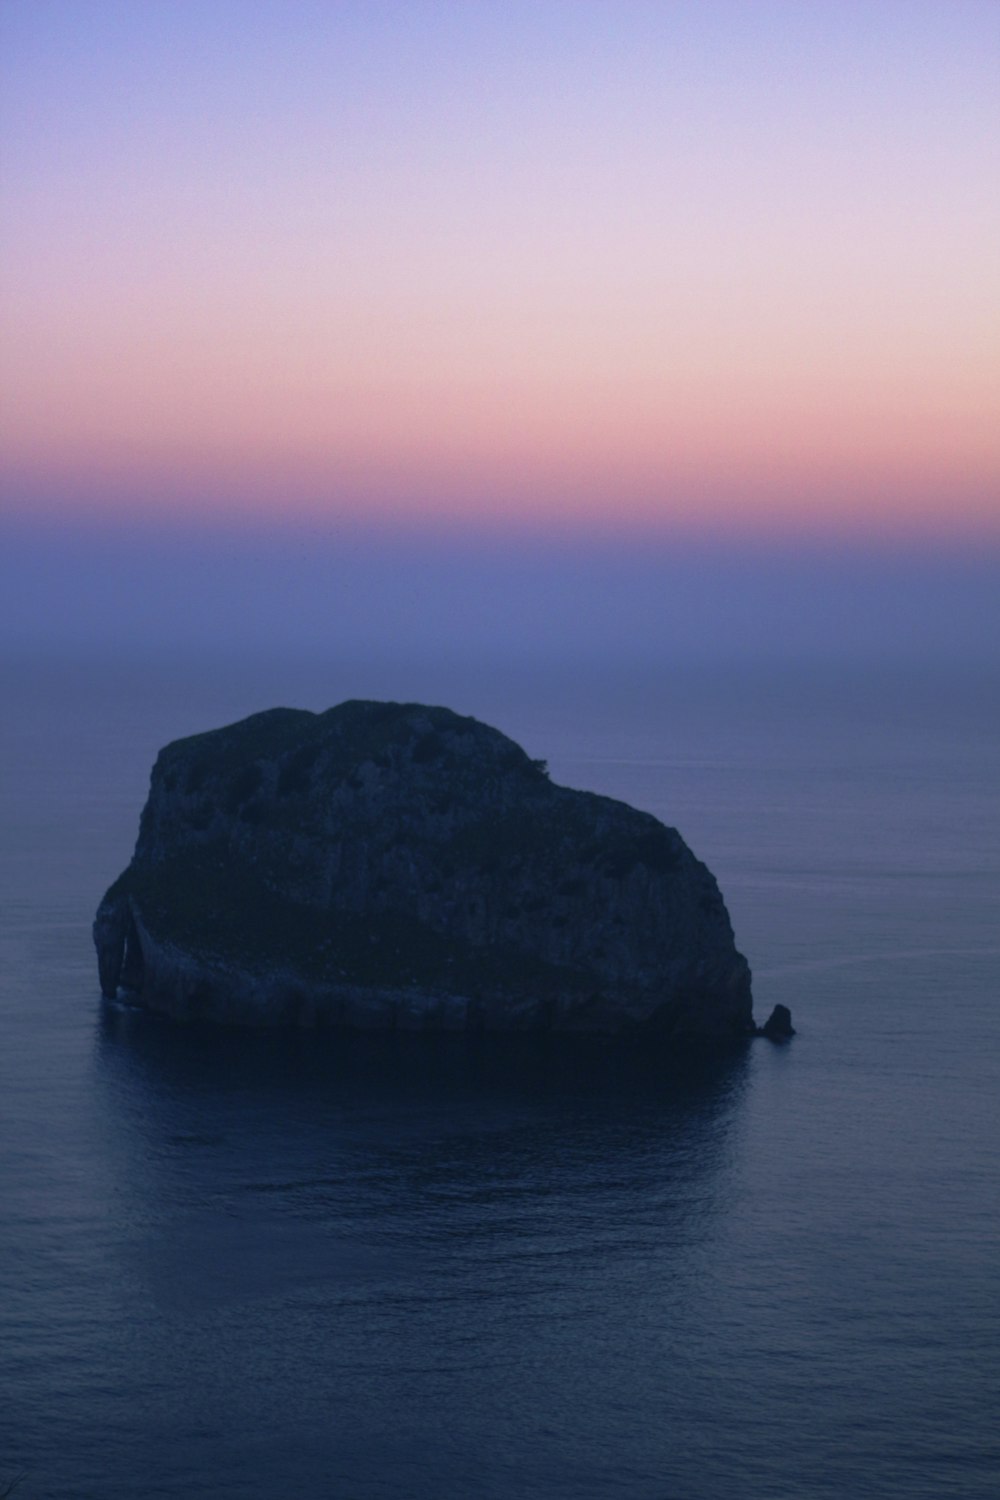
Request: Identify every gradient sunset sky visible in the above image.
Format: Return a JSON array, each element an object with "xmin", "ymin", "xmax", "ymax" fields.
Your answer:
[{"xmin": 1, "ymin": 1, "xmax": 998, "ymax": 660}]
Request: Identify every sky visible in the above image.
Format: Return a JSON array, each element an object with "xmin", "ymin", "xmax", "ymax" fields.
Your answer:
[{"xmin": 1, "ymin": 0, "xmax": 998, "ymax": 662}]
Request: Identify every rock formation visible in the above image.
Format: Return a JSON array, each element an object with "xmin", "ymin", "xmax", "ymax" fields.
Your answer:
[
  {"xmin": 759, "ymin": 1003, "xmax": 795, "ymax": 1040},
  {"xmin": 94, "ymin": 700, "xmax": 756, "ymax": 1042}
]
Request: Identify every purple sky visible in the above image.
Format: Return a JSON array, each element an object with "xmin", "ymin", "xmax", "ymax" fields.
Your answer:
[{"xmin": 1, "ymin": 2, "xmax": 998, "ymax": 664}]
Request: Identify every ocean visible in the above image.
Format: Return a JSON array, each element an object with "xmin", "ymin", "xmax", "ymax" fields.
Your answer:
[{"xmin": 1, "ymin": 652, "xmax": 998, "ymax": 1499}]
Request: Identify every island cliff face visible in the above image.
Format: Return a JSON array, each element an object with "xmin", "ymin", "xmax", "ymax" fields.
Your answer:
[{"xmin": 94, "ymin": 701, "xmax": 754, "ymax": 1042}]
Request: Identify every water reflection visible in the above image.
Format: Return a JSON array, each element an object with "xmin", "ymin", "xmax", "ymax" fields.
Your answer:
[
  {"xmin": 97, "ymin": 1000, "xmax": 749, "ymax": 1110},
  {"xmin": 94, "ymin": 1008, "xmax": 750, "ymax": 1318},
  {"xmin": 87, "ymin": 1013, "xmax": 754, "ymax": 1500}
]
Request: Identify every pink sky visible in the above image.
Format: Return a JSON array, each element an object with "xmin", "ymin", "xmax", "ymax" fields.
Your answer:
[{"xmin": 2, "ymin": 1, "xmax": 998, "ymax": 544}]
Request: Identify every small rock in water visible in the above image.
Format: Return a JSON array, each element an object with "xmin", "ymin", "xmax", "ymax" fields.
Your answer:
[{"xmin": 760, "ymin": 1003, "xmax": 795, "ymax": 1040}]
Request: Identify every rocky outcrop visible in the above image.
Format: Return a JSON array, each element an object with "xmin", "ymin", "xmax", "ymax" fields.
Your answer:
[
  {"xmin": 759, "ymin": 1003, "xmax": 795, "ymax": 1040},
  {"xmin": 94, "ymin": 700, "xmax": 755, "ymax": 1042}
]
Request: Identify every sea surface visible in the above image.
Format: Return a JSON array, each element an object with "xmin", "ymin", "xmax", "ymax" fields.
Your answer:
[{"xmin": 1, "ymin": 653, "xmax": 998, "ymax": 1500}]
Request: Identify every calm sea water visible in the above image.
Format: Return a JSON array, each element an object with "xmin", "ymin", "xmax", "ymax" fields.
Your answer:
[{"xmin": 1, "ymin": 653, "xmax": 998, "ymax": 1500}]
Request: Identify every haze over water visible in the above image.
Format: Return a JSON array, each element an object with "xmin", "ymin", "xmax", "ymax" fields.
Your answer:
[{"xmin": 2, "ymin": 3, "xmax": 999, "ymax": 1496}]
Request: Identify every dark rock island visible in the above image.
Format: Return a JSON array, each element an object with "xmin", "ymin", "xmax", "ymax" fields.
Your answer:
[{"xmin": 95, "ymin": 700, "xmax": 759, "ymax": 1043}]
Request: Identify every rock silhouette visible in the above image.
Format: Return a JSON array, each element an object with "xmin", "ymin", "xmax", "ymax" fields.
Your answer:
[
  {"xmin": 760, "ymin": 1003, "xmax": 795, "ymax": 1040},
  {"xmin": 95, "ymin": 701, "xmax": 755, "ymax": 1042}
]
